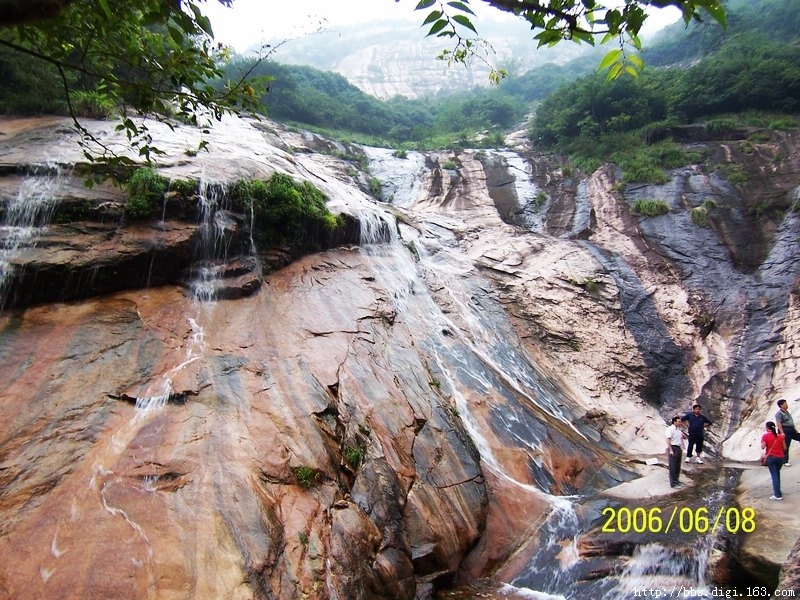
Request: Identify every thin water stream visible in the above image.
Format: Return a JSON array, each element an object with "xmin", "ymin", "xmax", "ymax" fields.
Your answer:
[
  {"xmin": 364, "ymin": 146, "xmax": 756, "ymax": 599},
  {"xmin": 0, "ymin": 165, "xmax": 65, "ymax": 308}
]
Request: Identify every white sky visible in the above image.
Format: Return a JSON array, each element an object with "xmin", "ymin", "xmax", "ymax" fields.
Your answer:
[
  {"xmin": 201, "ymin": 0, "xmax": 682, "ymax": 54},
  {"xmin": 202, "ymin": 0, "xmax": 421, "ymax": 52}
]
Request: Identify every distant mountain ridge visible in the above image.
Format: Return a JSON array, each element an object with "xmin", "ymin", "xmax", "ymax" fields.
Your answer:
[{"xmin": 262, "ymin": 16, "xmax": 592, "ymax": 99}]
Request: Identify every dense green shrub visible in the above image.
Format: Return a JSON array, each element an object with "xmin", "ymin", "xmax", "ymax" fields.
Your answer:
[
  {"xmin": 230, "ymin": 173, "xmax": 343, "ymax": 250},
  {"xmin": 292, "ymin": 466, "xmax": 321, "ymax": 487},
  {"xmin": 367, "ymin": 177, "xmax": 382, "ymax": 199},
  {"xmin": 769, "ymin": 116, "xmax": 798, "ymax": 131},
  {"xmin": 441, "ymin": 159, "xmax": 459, "ymax": 170},
  {"xmin": 71, "ymin": 90, "xmax": 116, "ymax": 119},
  {"xmin": 689, "ymin": 198, "xmax": 718, "ymax": 227},
  {"xmin": 125, "ymin": 168, "xmax": 168, "ymax": 219},
  {"xmin": 344, "ymin": 444, "xmax": 364, "ymax": 467},
  {"xmin": 169, "ymin": 178, "xmax": 199, "ymax": 197},
  {"xmin": 612, "ymin": 142, "xmax": 699, "ymax": 184}
]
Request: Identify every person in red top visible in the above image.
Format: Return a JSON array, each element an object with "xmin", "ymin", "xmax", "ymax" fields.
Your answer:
[{"xmin": 761, "ymin": 421, "xmax": 787, "ymax": 500}]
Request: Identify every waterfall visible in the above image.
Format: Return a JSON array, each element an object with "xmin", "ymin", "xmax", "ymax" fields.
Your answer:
[
  {"xmin": 508, "ymin": 499, "xmax": 586, "ymax": 596},
  {"xmin": 492, "ymin": 149, "xmax": 546, "ymax": 232},
  {"xmin": 361, "ymin": 144, "xmax": 747, "ymax": 599},
  {"xmin": 361, "ymin": 147, "xmax": 427, "ymax": 208},
  {"xmin": 599, "ymin": 541, "xmax": 714, "ymax": 600},
  {"xmin": 358, "ymin": 204, "xmax": 398, "ymax": 246},
  {"xmin": 188, "ymin": 178, "xmax": 233, "ymax": 302},
  {"xmin": 566, "ymin": 180, "xmax": 593, "ymax": 239},
  {"xmin": 497, "ymin": 585, "xmax": 568, "ymax": 600},
  {"xmin": 134, "ymin": 316, "xmax": 206, "ymax": 415},
  {"xmin": 0, "ymin": 165, "xmax": 64, "ymax": 308}
]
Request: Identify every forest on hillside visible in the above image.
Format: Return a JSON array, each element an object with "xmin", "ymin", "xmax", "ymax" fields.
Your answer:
[
  {"xmin": 0, "ymin": 0, "xmax": 798, "ymax": 166},
  {"xmin": 215, "ymin": 0, "xmax": 799, "ymax": 165}
]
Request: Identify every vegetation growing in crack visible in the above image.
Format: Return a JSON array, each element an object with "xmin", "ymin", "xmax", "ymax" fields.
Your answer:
[
  {"xmin": 344, "ymin": 444, "xmax": 365, "ymax": 468},
  {"xmin": 292, "ymin": 466, "xmax": 322, "ymax": 488},
  {"xmin": 125, "ymin": 168, "xmax": 169, "ymax": 219},
  {"xmin": 631, "ymin": 199, "xmax": 669, "ymax": 217},
  {"xmin": 690, "ymin": 199, "xmax": 717, "ymax": 227},
  {"xmin": 567, "ymin": 277, "xmax": 601, "ymax": 294},
  {"xmin": 123, "ymin": 168, "xmax": 200, "ymax": 220},
  {"xmin": 367, "ymin": 176, "xmax": 382, "ymax": 199},
  {"xmin": 440, "ymin": 158, "xmax": 459, "ymax": 171}
]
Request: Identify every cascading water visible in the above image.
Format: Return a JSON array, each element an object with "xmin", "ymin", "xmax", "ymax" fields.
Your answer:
[
  {"xmin": 357, "ymin": 203, "xmax": 398, "ymax": 245},
  {"xmin": 188, "ymin": 177, "xmax": 237, "ymax": 302},
  {"xmin": 0, "ymin": 165, "xmax": 64, "ymax": 308},
  {"xmin": 578, "ymin": 533, "xmax": 716, "ymax": 600},
  {"xmin": 486, "ymin": 149, "xmax": 547, "ymax": 232},
  {"xmin": 362, "ymin": 143, "xmax": 747, "ymax": 599}
]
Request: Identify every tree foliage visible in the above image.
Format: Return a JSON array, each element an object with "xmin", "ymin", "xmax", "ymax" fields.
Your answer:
[
  {"xmin": 414, "ymin": 0, "xmax": 726, "ymax": 80},
  {"xmin": 529, "ymin": 28, "xmax": 800, "ymax": 175},
  {"xmin": 0, "ymin": 0, "xmax": 728, "ymax": 163},
  {"xmin": 0, "ymin": 0, "xmax": 270, "ymax": 167},
  {"xmin": 219, "ymin": 59, "xmax": 525, "ymax": 148}
]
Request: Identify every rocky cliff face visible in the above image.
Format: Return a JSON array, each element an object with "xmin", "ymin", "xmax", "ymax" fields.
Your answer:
[
  {"xmin": 1, "ymin": 115, "xmax": 799, "ymax": 599},
  {"xmin": 268, "ymin": 19, "xmax": 589, "ymax": 100}
]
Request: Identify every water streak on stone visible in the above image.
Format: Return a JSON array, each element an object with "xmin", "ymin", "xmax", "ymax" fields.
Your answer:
[{"xmin": 0, "ymin": 165, "xmax": 64, "ymax": 307}]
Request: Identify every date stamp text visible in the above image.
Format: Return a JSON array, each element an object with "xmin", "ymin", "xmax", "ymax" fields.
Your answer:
[{"xmin": 601, "ymin": 506, "xmax": 756, "ymax": 534}]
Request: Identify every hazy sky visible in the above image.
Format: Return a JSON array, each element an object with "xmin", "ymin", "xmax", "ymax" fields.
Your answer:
[
  {"xmin": 202, "ymin": 0, "xmax": 421, "ymax": 52},
  {"xmin": 202, "ymin": 0, "xmax": 681, "ymax": 54}
]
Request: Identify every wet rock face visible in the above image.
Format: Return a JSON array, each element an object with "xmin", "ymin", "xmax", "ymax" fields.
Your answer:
[
  {"xmin": 0, "ymin": 117, "xmax": 635, "ymax": 599},
  {"xmin": 2, "ymin": 116, "xmax": 800, "ymax": 597}
]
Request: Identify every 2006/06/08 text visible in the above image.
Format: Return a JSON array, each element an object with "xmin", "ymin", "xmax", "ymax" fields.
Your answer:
[
  {"xmin": 601, "ymin": 506, "xmax": 755, "ymax": 534},
  {"xmin": 633, "ymin": 586, "xmax": 795, "ymax": 597}
]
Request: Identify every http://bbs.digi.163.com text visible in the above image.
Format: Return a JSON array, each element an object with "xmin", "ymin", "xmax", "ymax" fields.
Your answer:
[{"xmin": 632, "ymin": 586, "xmax": 795, "ymax": 598}]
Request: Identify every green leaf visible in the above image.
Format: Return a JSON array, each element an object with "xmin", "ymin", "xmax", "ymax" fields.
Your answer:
[
  {"xmin": 598, "ymin": 48, "xmax": 623, "ymax": 71},
  {"xmin": 703, "ymin": 2, "xmax": 727, "ymax": 27},
  {"xmin": 447, "ymin": 1, "xmax": 475, "ymax": 15},
  {"xmin": 196, "ymin": 14, "xmax": 213, "ymax": 37},
  {"xmin": 451, "ymin": 14, "xmax": 477, "ymax": 33},
  {"xmin": 571, "ymin": 29, "xmax": 594, "ymax": 45},
  {"xmin": 427, "ymin": 19, "xmax": 449, "ymax": 36},
  {"xmin": 628, "ymin": 54, "xmax": 644, "ymax": 69},
  {"xmin": 167, "ymin": 25, "xmax": 184, "ymax": 46},
  {"xmin": 605, "ymin": 62, "xmax": 624, "ymax": 82},
  {"xmin": 415, "ymin": 0, "xmax": 436, "ymax": 9},
  {"xmin": 534, "ymin": 29, "xmax": 563, "ymax": 47},
  {"xmin": 97, "ymin": 0, "xmax": 112, "ymax": 20},
  {"xmin": 422, "ymin": 10, "xmax": 443, "ymax": 25}
]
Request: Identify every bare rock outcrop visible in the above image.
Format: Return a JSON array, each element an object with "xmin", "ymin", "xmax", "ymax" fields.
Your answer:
[{"xmin": 2, "ymin": 115, "xmax": 800, "ymax": 598}]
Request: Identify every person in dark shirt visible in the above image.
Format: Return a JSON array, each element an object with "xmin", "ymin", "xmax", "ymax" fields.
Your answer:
[
  {"xmin": 681, "ymin": 404, "xmax": 712, "ymax": 463},
  {"xmin": 775, "ymin": 398, "xmax": 800, "ymax": 466}
]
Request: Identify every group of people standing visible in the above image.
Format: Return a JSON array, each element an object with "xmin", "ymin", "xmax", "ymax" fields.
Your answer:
[{"xmin": 665, "ymin": 399, "xmax": 800, "ymax": 499}]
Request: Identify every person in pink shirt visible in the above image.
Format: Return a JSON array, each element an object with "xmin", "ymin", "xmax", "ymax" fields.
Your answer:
[{"xmin": 761, "ymin": 421, "xmax": 787, "ymax": 500}]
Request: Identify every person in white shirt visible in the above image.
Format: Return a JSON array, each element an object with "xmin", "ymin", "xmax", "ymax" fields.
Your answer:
[{"xmin": 666, "ymin": 416, "xmax": 687, "ymax": 488}]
